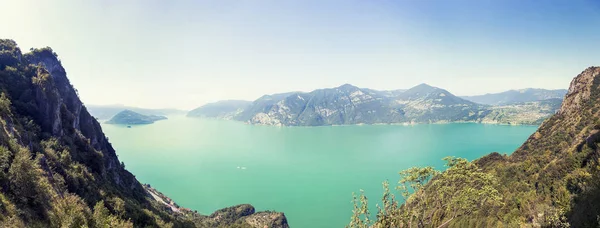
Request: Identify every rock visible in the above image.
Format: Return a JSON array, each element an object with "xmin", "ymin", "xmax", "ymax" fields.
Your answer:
[
  {"xmin": 558, "ymin": 67, "xmax": 600, "ymax": 115},
  {"xmin": 245, "ymin": 211, "xmax": 290, "ymax": 228}
]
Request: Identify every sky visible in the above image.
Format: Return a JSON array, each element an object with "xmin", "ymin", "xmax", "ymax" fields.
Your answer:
[{"xmin": 1, "ymin": 0, "xmax": 599, "ymax": 110}]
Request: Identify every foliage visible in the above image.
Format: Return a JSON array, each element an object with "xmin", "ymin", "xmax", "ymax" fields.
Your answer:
[
  {"xmin": 349, "ymin": 157, "xmax": 502, "ymax": 228},
  {"xmin": 348, "ymin": 190, "xmax": 370, "ymax": 228},
  {"xmin": 92, "ymin": 201, "xmax": 134, "ymax": 228}
]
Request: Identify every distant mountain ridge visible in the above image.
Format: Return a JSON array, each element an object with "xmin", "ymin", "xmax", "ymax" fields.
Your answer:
[
  {"xmin": 461, "ymin": 88, "xmax": 567, "ymax": 105},
  {"xmin": 189, "ymin": 84, "xmax": 566, "ymax": 126}
]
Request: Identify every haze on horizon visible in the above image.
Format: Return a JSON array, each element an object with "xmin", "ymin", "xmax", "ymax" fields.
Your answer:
[{"xmin": 1, "ymin": 0, "xmax": 599, "ymax": 110}]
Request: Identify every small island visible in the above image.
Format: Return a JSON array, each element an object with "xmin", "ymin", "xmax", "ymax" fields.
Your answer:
[{"xmin": 106, "ymin": 109, "xmax": 167, "ymax": 125}]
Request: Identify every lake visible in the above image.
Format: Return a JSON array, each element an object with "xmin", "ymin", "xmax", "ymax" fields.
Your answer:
[{"xmin": 100, "ymin": 116, "xmax": 538, "ymax": 228}]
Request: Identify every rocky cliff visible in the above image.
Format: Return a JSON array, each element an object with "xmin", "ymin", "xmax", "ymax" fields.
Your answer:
[{"xmin": 0, "ymin": 39, "xmax": 288, "ymax": 227}]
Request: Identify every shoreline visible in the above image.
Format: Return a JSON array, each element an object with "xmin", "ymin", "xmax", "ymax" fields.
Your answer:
[{"xmin": 184, "ymin": 116, "xmax": 542, "ymax": 128}]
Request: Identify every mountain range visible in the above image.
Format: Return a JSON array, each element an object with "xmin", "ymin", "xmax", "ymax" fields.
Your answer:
[{"xmin": 188, "ymin": 84, "xmax": 567, "ymax": 126}]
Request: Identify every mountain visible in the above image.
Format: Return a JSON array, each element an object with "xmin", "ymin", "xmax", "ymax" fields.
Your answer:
[
  {"xmin": 234, "ymin": 84, "xmax": 405, "ymax": 126},
  {"xmin": 187, "ymin": 100, "xmax": 251, "ymax": 119},
  {"xmin": 363, "ymin": 66, "xmax": 600, "ymax": 227},
  {"xmin": 86, "ymin": 104, "xmax": 186, "ymax": 120},
  {"xmin": 0, "ymin": 39, "xmax": 288, "ymax": 227},
  {"xmin": 461, "ymin": 88, "xmax": 568, "ymax": 105},
  {"xmin": 219, "ymin": 83, "xmax": 486, "ymax": 126},
  {"xmin": 392, "ymin": 83, "xmax": 489, "ymax": 123},
  {"xmin": 106, "ymin": 110, "xmax": 167, "ymax": 125}
]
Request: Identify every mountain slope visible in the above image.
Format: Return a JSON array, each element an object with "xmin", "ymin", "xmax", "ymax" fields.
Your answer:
[
  {"xmin": 187, "ymin": 100, "xmax": 251, "ymax": 119},
  {"xmin": 462, "ymin": 88, "xmax": 567, "ymax": 105},
  {"xmin": 0, "ymin": 40, "xmax": 288, "ymax": 227},
  {"xmin": 106, "ymin": 110, "xmax": 167, "ymax": 125}
]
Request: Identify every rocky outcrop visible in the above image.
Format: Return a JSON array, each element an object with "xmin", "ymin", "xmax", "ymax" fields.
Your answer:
[
  {"xmin": 558, "ymin": 67, "xmax": 600, "ymax": 115},
  {"xmin": 245, "ymin": 211, "xmax": 289, "ymax": 228},
  {"xmin": 197, "ymin": 204, "xmax": 289, "ymax": 228}
]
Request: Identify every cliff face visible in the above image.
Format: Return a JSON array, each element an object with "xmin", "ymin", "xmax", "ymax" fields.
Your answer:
[
  {"xmin": 18, "ymin": 47, "xmax": 144, "ymax": 201},
  {"xmin": 558, "ymin": 67, "xmax": 600, "ymax": 116},
  {"xmin": 0, "ymin": 39, "xmax": 288, "ymax": 227}
]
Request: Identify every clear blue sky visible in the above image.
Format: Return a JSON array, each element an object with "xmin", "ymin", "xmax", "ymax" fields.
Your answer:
[{"xmin": 1, "ymin": 0, "xmax": 599, "ymax": 109}]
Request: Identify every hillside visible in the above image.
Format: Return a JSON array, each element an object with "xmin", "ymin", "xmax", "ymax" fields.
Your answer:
[
  {"xmin": 461, "ymin": 88, "xmax": 567, "ymax": 105},
  {"xmin": 355, "ymin": 66, "xmax": 600, "ymax": 227},
  {"xmin": 86, "ymin": 104, "xmax": 186, "ymax": 120},
  {"xmin": 106, "ymin": 110, "xmax": 167, "ymax": 125},
  {"xmin": 0, "ymin": 40, "xmax": 288, "ymax": 227}
]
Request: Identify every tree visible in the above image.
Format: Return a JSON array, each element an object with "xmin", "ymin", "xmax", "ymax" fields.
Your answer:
[
  {"xmin": 349, "ymin": 157, "xmax": 504, "ymax": 228},
  {"xmin": 429, "ymin": 157, "xmax": 503, "ymax": 223},
  {"xmin": 376, "ymin": 180, "xmax": 401, "ymax": 228},
  {"xmin": 397, "ymin": 166, "xmax": 439, "ymax": 227},
  {"xmin": 8, "ymin": 147, "xmax": 50, "ymax": 207},
  {"xmin": 0, "ymin": 92, "xmax": 11, "ymax": 114},
  {"xmin": 49, "ymin": 193, "xmax": 91, "ymax": 228},
  {"xmin": 92, "ymin": 200, "xmax": 133, "ymax": 228},
  {"xmin": 348, "ymin": 190, "xmax": 370, "ymax": 228}
]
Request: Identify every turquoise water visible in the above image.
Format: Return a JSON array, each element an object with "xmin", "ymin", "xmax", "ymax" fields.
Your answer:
[{"xmin": 101, "ymin": 116, "xmax": 538, "ymax": 228}]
